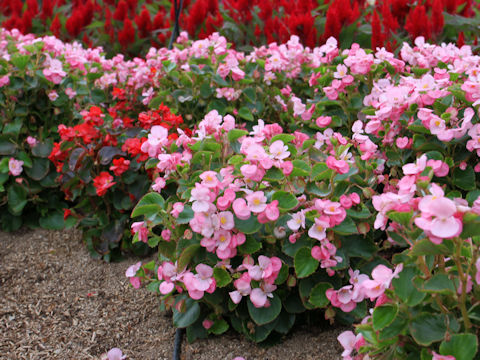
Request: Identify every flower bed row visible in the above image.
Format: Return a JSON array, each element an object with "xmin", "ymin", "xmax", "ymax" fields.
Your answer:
[
  {"xmin": 1, "ymin": 27, "xmax": 480, "ymax": 358},
  {"xmin": 1, "ymin": 0, "xmax": 479, "ymax": 56}
]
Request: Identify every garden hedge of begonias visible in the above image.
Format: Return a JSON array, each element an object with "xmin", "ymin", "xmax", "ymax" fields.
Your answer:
[{"xmin": 2, "ymin": 26, "xmax": 480, "ymax": 359}]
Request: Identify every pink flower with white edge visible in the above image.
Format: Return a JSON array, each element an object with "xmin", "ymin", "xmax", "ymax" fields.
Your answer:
[
  {"xmin": 402, "ymin": 154, "xmax": 427, "ymax": 175},
  {"xmin": 65, "ymin": 87, "xmax": 76, "ymax": 99},
  {"xmin": 106, "ymin": 348, "xmax": 126, "ymax": 360},
  {"xmin": 217, "ymin": 188, "xmax": 236, "ymax": 211},
  {"xmin": 432, "ymin": 352, "xmax": 455, "ymax": 360},
  {"xmin": 287, "ymin": 210, "xmax": 305, "ymax": 231},
  {"xmin": 152, "ymin": 177, "xmax": 166, "ymax": 192},
  {"xmin": 9, "ymin": 158, "xmax": 23, "ymax": 176},
  {"xmin": 269, "ymin": 140, "xmax": 290, "ymax": 160},
  {"xmin": 326, "ymin": 156, "xmax": 350, "ymax": 174},
  {"xmin": 308, "ymin": 218, "xmax": 329, "ymax": 241},
  {"xmin": 246, "ymin": 191, "xmax": 267, "ymax": 213},
  {"xmin": 416, "ymin": 195, "xmax": 462, "ymax": 240}
]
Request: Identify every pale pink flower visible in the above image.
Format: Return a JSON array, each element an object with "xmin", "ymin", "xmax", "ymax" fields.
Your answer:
[
  {"xmin": 246, "ymin": 191, "xmax": 267, "ymax": 213},
  {"xmin": 152, "ymin": 177, "xmax": 166, "ymax": 192},
  {"xmin": 308, "ymin": 218, "xmax": 329, "ymax": 241},
  {"xmin": 26, "ymin": 136, "xmax": 38, "ymax": 147},
  {"xmin": 0, "ymin": 75, "xmax": 9, "ymax": 87},
  {"xmin": 65, "ymin": 87, "xmax": 76, "ymax": 99},
  {"xmin": 106, "ymin": 348, "xmax": 126, "ymax": 360},
  {"xmin": 232, "ymin": 198, "xmax": 251, "ymax": 220},
  {"xmin": 171, "ymin": 202, "xmax": 184, "ymax": 218},
  {"xmin": 287, "ymin": 211, "xmax": 305, "ymax": 231},
  {"xmin": 432, "ymin": 352, "xmax": 455, "ymax": 360},
  {"xmin": 9, "ymin": 158, "xmax": 23, "ymax": 176},
  {"xmin": 216, "ymin": 211, "xmax": 235, "ymax": 230},
  {"xmin": 200, "ymin": 171, "xmax": 220, "ymax": 188},
  {"xmin": 269, "ymin": 140, "xmax": 290, "ymax": 160},
  {"xmin": 48, "ymin": 90, "xmax": 59, "ymax": 101}
]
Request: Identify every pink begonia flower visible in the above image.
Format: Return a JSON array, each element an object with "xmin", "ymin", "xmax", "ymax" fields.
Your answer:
[
  {"xmin": 396, "ymin": 136, "xmax": 410, "ymax": 149},
  {"xmin": 106, "ymin": 348, "xmax": 126, "ymax": 360},
  {"xmin": 202, "ymin": 319, "xmax": 214, "ymax": 329},
  {"xmin": 280, "ymin": 161, "xmax": 293, "ymax": 176},
  {"xmin": 232, "ymin": 198, "xmax": 251, "ymax": 220},
  {"xmin": 432, "ymin": 352, "xmax": 455, "ymax": 360},
  {"xmin": 161, "ymin": 229, "xmax": 171, "ymax": 241},
  {"xmin": 232, "ymin": 358, "xmax": 245, "ymax": 360},
  {"xmin": 9, "ymin": 158, "xmax": 23, "ymax": 176},
  {"xmin": 217, "ymin": 188, "xmax": 236, "ymax": 210},
  {"xmin": 229, "ymin": 273, "xmax": 252, "ymax": 304},
  {"xmin": 269, "ymin": 140, "xmax": 290, "ymax": 160},
  {"xmin": 0, "ymin": 75, "xmax": 10, "ymax": 87},
  {"xmin": 43, "ymin": 58, "xmax": 66, "ymax": 84},
  {"xmin": 190, "ymin": 183, "xmax": 213, "ymax": 213},
  {"xmin": 245, "ymin": 191, "xmax": 267, "ymax": 213},
  {"xmin": 326, "ymin": 156, "xmax": 350, "ymax": 174},
  {"xmin": 287, "ymin": 211, "xmax": 306, "ymax": 231},
  {"xmin": 476, "ymin": 258, "xmax": 480, "ymax": 285},
  {"xmin": 152, "ymin": 177, "xmax": 166, "ymax": 192},
  {"xmin": 171, "ymin": 202, "xmax": 184, "ymax": 218},
  {"xmin": 240, "ymin": 164, "xmax": 265, "ymax": 182},
  {"xmin": 48, "ymin": 90, "xmax": 59, "ymax": 101},
  {"xmin": 26, "ymin": 136, "xmax": 38, "ymax": 147},
  {"xmin": 308, "ymin": 218, "xmax": 330, "ymax": 241},
  {"xmin": 361, "ymin": 264, "xmax": 403, "ymax": 300},
  {"xmin": 258, "ymin": 200, "xmax": 280, "ymax": 223},
  {"xmin": 216, "ymin": 211, "xmax": 235, "ymax": 230},
  {"xmin": 337, "ymin": 331, "xmax": 364, "ymax": 358},
  {"xmin": 200, "ymin": 171, "xmax": 220, "ymax": 188},
  {"xmin": 250, "ymin": 282, "xmax": 277, "ymax": 308},
  {"xmin": 131, "ymin": 221, "xmax": 148, "ymax": 243},
  {"xmin": 402, "ymin": 154, "xmax": 427, "ymax": 175},
  {"xmin": 65, "ymin": 87, "xmax": 76, "ymax": 99},
  {"xmin": 416, "ymin": 196, "xmax": 462, "ymax": 239},
  {"xmin": 125, "ymin": 262, "xmax": 142, "ymax": 289}
]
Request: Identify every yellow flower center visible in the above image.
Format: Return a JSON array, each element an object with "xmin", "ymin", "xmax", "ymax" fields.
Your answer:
[
  {"xmin": 220, "ymin": 217, "xmax": 227, "ymax": 225},
  {"xmin": 253, "ymin": 199, "xmax": 261, "ymax": 206}
]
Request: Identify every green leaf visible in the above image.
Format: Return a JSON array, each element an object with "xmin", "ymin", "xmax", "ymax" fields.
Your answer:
[
  {"xmin": 247, "ymin": 294, "xmax": 281, "ymax": 325},
  {"xmin": 209, "ymin": 319, "xmax": 229, "ymax": 335},
  {"xmin": 379, "ymin": 316, "xmax": 408, "ymax": 341},
  {"xmin": 0, "ymin": 136, "xmax": 16, "ymax": 155},
  {"xmin": 11, "ymin": 54, "xmax": 30, "ymax": 70},
  {"xmin": 39, "ymin": 211, "xmax": 65, "ymax": 230},
  {"xmin": 453, "ymin": 166, "xmax": 476, "ymax": 191},
  {"xmin": 131, "ymin": 192, "xmax": 165, "ymax": 218},
  {"xmin": 294, "ymin": 247, "xmax": 319, "ymax": 278},
  {"xmin": 387, "ymin": 211, "xmax": 413, "ymax": 227},
  {"xmin": 290, "ymin": 160, "xmax": 311, "ymax": 177},
  {"xmin": 271, "ymin": 134, "xmax": 295, "ymax": 144},
  {"xmin": 177, "ymin": 244, "xmax": 201, "ymax": 271},
  {"xmin": 409, "ymin": 313, "xmax": 447, "ymax": 346},
  {"xmin": 340, "ymin": 236, "xmax": 377, "ymax": 258},
  {"xmin": 461, "ymin": 213, "xmax": 480, "ymax": 238},
  {"xmin": 410, "ymin": 239, "xmax": 451, "ymax": 256},
  {"xmin": 238, "ymin": 236, "xmax": 262, "ymax": 254},
  {"xmin": 234, "ymin": 215, "xmax": 262, "ymax": 234},
  {"xmin": 7, "ymin": 184, "xmax": 27, "ymax": 215},
  {"xmin": 392, "ymin": 266, "xmax": 426, "ymax": 306},
  {"xmin": 439, "ymin": 333, "xmax": 478, "ymax": 360},
  {"xmin": 272, "ymin": 191, "xmax": 298, "ymax": 211},
  {"xmin": 421, "ymin": 274, "xmax": 456, "ymax": 294},
  {"xmin": 173, "ymin": 298, "xmax": 201, "ymax": 328},
  {"xmin": 311, "ymin": 163, "xmax": 333, "ymax": 180},
  {"xmin": 227, "ymin": 129, "xmax": 248, "ymax": 143},
  {"xmin": 308, "ymin": 282, "xmax": 332, "ymax": 308},
  {"xmin": 24, "ymin": 158, "xmax": 50, "ymax": 181},
  {"xmin": 346, "ymin": 204, "xmax": 371, "ymax": 219},
  {"xmin": 332, "ymin": 217, "xmax": 358, "ymax": 235},
  {"xmin": 213, "ymin": 267, "xmax": 232, "ymax": 287},
  {"xmin": 238, "ymin": 106, "xmax": 254, "ymax": 121},
  {"xmin": 372, "ymin": 304, "xmax": 398, "ymax": 331},
  {"xmin": 176, "ymin": 204, "xmax": 194, "ymax": 224}
]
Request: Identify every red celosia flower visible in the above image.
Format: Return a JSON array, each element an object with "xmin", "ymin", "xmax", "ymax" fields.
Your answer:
[
  {"xmin": 431, "ymin": 0, "xmax": 444, "ymax": 35},
  {"xmin": 113, "ymin": 0, "xmax": 128, "ymax": 20},
  {"xmin": 50, "ymin": 14, "xmax": 61, "ymax": 37},
  {"xmin": 118, "ymin": 18, "xmax": 135, "ymax": 47},
  {"xmin": 110, "ymin": 157, "xmax": 131, "ymax": 176},
  {"xmin": 371, "ymin": 10, "xmax": 384, "ymax": 50},
  {"xmin": 135, "ymin": 7, "xmax": 152, "ymax": 38},
  {"xmin": 93, "ymin": 172, "xmax": 116, "ymax": 196},
  {"xmin": 405, "ymin": 5, "xmax": 431, "ymax": 40}
]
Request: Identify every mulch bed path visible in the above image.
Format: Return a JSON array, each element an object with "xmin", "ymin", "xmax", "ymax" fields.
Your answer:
[{"xmin": 0, "ymin": 228, "xmax": 345, "ymax": 359}]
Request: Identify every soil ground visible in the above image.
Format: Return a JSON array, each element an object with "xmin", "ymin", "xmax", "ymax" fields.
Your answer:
[{"xmin": 0, "ymin": 228, "xmax": 345, "ymax": 360}]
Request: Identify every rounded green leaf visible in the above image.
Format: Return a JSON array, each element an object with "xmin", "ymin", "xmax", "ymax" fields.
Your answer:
[
  {"xmin": 409, "ymin": 313, "xmax": 447, "ymax": 346},
  {"xmin": 7, "ymin": 184, "xmax": 27, "ymax": 215},
  {"xmin": 272, "ymin": 191, "xmax": 298, "ymax": 211},
  {"xmin": 439, "ymin": 333, "xmax": 478, "ymax": 360},
  {"xmin": 247, "ymin": 294, "xmax": 282, "ymax": 325},
  {"xmin": 213, "ymin": 267, "xmax": 232, "ymax": 288},
  {"xmin": 131, "ymin": 192, "xmax": 165, "ymax": 218},
  {"xmin": 25, "ymin": 158, "xmax": 50, "ymax": 181},
  {"xmin": 173, "ymin": 298, "xmax": 201, "ymax": 328},
  {"xmin": 372, "ymin": 304, "xmax": 398, "ymax": 331},
  {"xmin": 234, "ymin": 215, "xmax": 262, "ymax": 234},
  {"xmin": 309, "ymin": 282, "xmax": 332, "ymax": 308},
  {"xmin": 294, "ymin": 247, "xmax": 319, "ymax": 278},
  {"xmin": 39, "ymin": 211, "xmax": 65, "ymax": 230}
]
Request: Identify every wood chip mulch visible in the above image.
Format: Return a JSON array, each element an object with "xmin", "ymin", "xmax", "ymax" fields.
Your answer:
[{"xmin": 0, "ymin": 228, "xmax": 345, "ymax": 360}]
